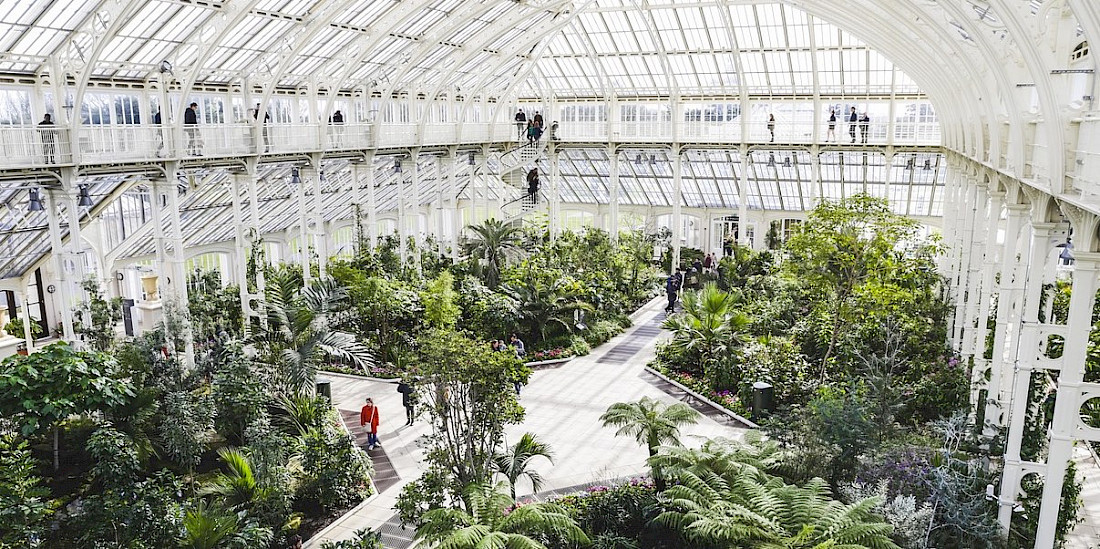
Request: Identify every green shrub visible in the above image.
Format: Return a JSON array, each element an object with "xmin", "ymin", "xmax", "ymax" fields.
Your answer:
[
  {"xmin": 0, "ymin": 434, "xmax": 54, "ymax": 547},
  {"xmin": 569, "ymin": 336, "xmax": 592, "ymax": 356},
  {"xmin": 582, "ymin": 319, "xmax": 626, "ymax": 347},
  {"xmin": 296, "ymin": 425, "xmax": 373, "ymax": 516}
]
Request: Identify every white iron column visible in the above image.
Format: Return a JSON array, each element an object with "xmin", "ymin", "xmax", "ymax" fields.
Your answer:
[
  {"xmin": 672, "ymin": 150, "xmax": 683, "ymax": 273},
  {"xmin": 160, "ymin": 175, "xmax": 194, "ymax": 366},
  {"xmin": 984, "ymin": 202, "xmax": 1027, "ymax": 430},
  {"xmin": 952, "ymin": 178, "xmax": 979, "ymax": 348},
  {"xmin": 1035, "ymin": 226, "xmax": 1100, "ymax": 549},
  {"xmin": 738, "ymin": 145, "xmax": 749, "ymax": 246},
  {"xmin": 998, "ymin": 221, "xmax": 1057, "ymax": 529},
  {"xmin": 397, "ymin": 158, "xmax": 408, "ymax": 264},
  {"xmin": 435, "ymin": 156, "xmax": 446, "ymax": 241},
  {"xmin": 808, "ymin": 149, "xmax": 821, "ymax": 209},
  {"xmin": 308, "ymin": 164, "xmax": 328, "ymax": 279},
  {"xmin": 294, "ymin": 168, "xmax": 311, "ymax": 285},
  {"xmin": 16, "ymin": 288, "xmax": 36, "ymax": 352},
  {"xmin": 230, "ymin": 172, "xmax": 250, "ymax": 336},
  {"xmin": 449, "ymin": 151, "xmax": 460, "ymax": 262},
  {"xmin": 245, "ymin": 168, "xmax": 266, "ymax": 315},
  {"xmin": 549, "ymin": 146, "xmax": 561, "ymax": 240},
  {"xmin": 971, "ymin": 189, "xmax": 1004, "ymax": 412},
  {"xmin": 410, "ymin": 152, "xmax": 422, "ymax": 274},
  {"xmin": 609, "ymin": 147, "xmax": 620, "ymax": 241},
  {"xmin": 364, "ymin": 154, "xmax": 378, "ymax": 249},
  {"xmin": 45, "ymin": 189, "xmax": 76, "ymax": 342}
]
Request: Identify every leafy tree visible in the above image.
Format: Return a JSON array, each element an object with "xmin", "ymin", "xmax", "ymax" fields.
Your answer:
[
  {"xmin": 662, "ymin": 283, "xmax": 750, "ymax": 387},
  {"xmin": 398, "ymin": 329, "xmax": 528, "ymax": 524},
  {"xmin": 330, "ymin": 263, "xmax": 422, "ymax": 365},
  {"xmin": 492, "ymin": 432, "xmax": 554, "ymax": 500},
  {"xmin": 212, "ymin": 342, "xmax": 268, "ymax": 446},
  {"xmin": 73, "ymin": 277, "xmax": 123, "ymax": 351},
  {"xmin": 0, "ymin": 342, "xmax": 134, "ymax": 469},
  {"xmin": 422, "ymin": 271, "xmax": 461, "ymax": 329},
  {"xmin": 784, "ymin": 194, "xmax": 941, "ymax": 372},
  {"xmin": 249, "ymin": 271, "xmax": 374, "ymax": 392},
  {"xmin": 180, "ymin": 499, "xmax": 273, "ymax": 549},
  {"xmin": 52, "ymin": 470, "xmax": 185, "ymax": 548},
  {"xmin": 415, "ymin": 482, "xmax": 591, "ymax": 549},
  {"xmin": 187, "ymin": 269, "xmax": 245, "ymax": 340},
  {"xmin": 0, "ymin": 434, "xmax": 55, "ymax": 547},
  {"xmin": 504, "ymin": 268, "xmax": 594, "ymax": 343},
  {"xmin": 465, "ymin": 218, "xmax": 525, "ymax": 289}
]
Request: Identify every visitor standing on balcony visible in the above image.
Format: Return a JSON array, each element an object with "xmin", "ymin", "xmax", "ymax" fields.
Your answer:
[
  {"xmin": 533, "ymin": 111, "xmax": 544, "ymax": 129},
  {"xmin": 360, "ymin": 397, "xmax": 381, "ymax": 450},
  {"xmin": 859, "ymin": 112, "xmax": 871, "ymax": 143},
  {"xmin": 330, "ymin": 110, "xmax": 344, "ymax": 147},
  {"xmin": 827, "ymin": 109, "xmax": 836, "ymax": 142},
  {"xmin": 38, "ymin": 113, "xmax": 56, "ymax": 164},
  {"xmin": 767, "ymin": 113, "xmax": 776, "ymax": 142},
  {"xmin": 153, "ymin": 110, "xmax": 164, "ymax": 156},
  {"xmin": 184, "ymin": 102, "xmax": 201, "ymax": 155},
  {"xmin": 253, "ymin": 103, "xmax": 271, "ymax": 152},
  {"xmin": 848, "ymin": 107, "xmax": 858, "ymax": 143},
  {"xmin": 515, "ymin": 109, "xmax": 527, "ymax": 138}
]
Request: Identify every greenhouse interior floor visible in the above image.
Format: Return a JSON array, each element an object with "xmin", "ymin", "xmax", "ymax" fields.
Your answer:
[
  {"xmin": 304, "ymin": 296, "xmax": 1100, "ymax": 548},
  {"xmin": 305, "ymin": 297, "xmax": 750, "ymax": 546}
]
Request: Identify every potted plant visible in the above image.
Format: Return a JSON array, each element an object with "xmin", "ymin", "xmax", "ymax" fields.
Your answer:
[{"xmin": 3, "ymin": 317, "xmax": 45, "ymax": 341}]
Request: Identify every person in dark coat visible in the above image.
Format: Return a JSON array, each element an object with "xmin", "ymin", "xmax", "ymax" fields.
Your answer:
[
  {"xmin": 665, "ymin": 270, "xmax": 682, "ymax": 314},
  {"xmin": 848, "ymin": 106, "xmax": 858, "ymax": 143},
  {"xmin": 397, "ymin": 379, "xmax": 415, "ymax": 426},
  {"xmin": 514, "ymin": 109, "xmax": 527, "ymax": 138},
  {"xmin": 527, "ymin": 168, "xmax": 539, "ymax": 203},
  {"xmin": 38, "ymin": 114, "xmax": 56, "ymax": 164},
  {"xmin": 859, "ymin": 112, "xmax": 871, "ymax": 143},
  {"xmin": 184, "ymin": 102, "xmax": 201, "ymax": 155}
]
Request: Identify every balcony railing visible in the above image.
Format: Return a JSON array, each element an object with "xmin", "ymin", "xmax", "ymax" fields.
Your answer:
[{"xmin": 0, "ymin": 119, "xmax": 942, "ymax": 170}]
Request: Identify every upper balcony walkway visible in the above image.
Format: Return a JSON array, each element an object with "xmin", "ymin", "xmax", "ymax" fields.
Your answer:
[{"xmin": 0, "ymin": 119, "xmax": 942, "ymax": 173}]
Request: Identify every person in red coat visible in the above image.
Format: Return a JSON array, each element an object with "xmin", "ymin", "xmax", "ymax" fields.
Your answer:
[{"xmin": 361, "ymin": 397, "xmax": 380, "ymax": 450}]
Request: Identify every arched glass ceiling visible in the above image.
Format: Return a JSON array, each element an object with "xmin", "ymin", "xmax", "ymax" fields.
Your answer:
[
  {"xmin": 0, "ymin": 0, "xmax": 925, "ymax": 100},
  {"xmin": 533, "ymin": 2, "xmax": 921, "ymax": 97}
]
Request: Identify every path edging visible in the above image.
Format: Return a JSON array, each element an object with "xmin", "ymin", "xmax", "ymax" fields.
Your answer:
[{"xmin": 644, "ymin": 366, "xmax": 759, "ymax": 429}]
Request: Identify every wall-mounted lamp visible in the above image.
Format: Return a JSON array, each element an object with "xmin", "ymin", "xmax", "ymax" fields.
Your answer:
[
  {"xmin": 78, "ymin": 184, "xmax": 93, "ymax": 207},
  {"xmin": 27, "ymin": 188, "xmax": 44, "ymax": 212}
]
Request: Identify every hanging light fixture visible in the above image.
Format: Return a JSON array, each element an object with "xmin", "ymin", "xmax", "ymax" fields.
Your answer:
[
  {"xmin": 27, "ymin": 188, "xmax": 44, "ymax": 212},
  {"xmin": 649, "ymin": 154, "xmax": 656, "ymax": 165},
  {"xmin": 394, "ymin": 158, "xmax": 403, "ymax": 173},
  {"xmin": 783, "ymin": 156, "xmax": 792, "ymax": 168},
  {"xmin": 78, "ymin": 184, "xmax": 93, "ymax": 207},
  {"xmin": 290, "ymin": 167, "xmax": 302, "ymax": 185},
  {"xmin": 767, "ymin": 153, "xmax": 776, "ymax": 167},
  {"xmin": 468, "ymin": 151, "xmax": 475, "ymax": 165},
  {"xmin": 923, "ymin": 158, "xmax": 933, "ymax": 171},
  {"xmin": 635, "ymin": 153, "xmax": 643, "ymax": 165}
]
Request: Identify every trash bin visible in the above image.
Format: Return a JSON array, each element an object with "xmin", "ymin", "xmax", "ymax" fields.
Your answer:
[
  {"xmin": 751, "ymin": 381, "xmax": 774, "ymax": 416},
  {"xmin": 316, "ymin": 377, "xmax": 332, "ymax": 402}
]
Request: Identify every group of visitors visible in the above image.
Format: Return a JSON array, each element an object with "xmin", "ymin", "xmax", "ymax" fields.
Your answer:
[
  {"xmin": 837, "ymin": 107, "xmax": 871, "ymax": 143},
  {"xmin": 491, "ymin": 334, "xmax": 527, "ymax": 394},
  {"xmin": 526, "ymin": 168, "xmax": 540, "ymax": 202},
  {"xmin": 515, "ymin": 109, "xmax": 546, "ymax": 143}
]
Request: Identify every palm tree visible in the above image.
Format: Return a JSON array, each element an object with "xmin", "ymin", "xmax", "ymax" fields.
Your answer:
[
  {"xmin": 662, "ymin": 283, "xmax": 750, "ymax": 381},
  {"xmin": 600, "ymin": 397, "xmax": 700, "ymax": 458},
  {"xmin": 492, "ymin": 432, "xmax": 554, "ymax": 500},
  {"xmin": 180, "ymin": 500, "xmax": 241, "ymax": 549},
  {"xmin": 656, "ymin": 468, "xmax": 899, "ymax": 549},
  {"xmin": 464, "ymin": 219, "xmax": 524, "ymax": 288},
  {"xmin": 414, "ymin": 481, "xmax": 590, "ymax": 549},
  {"xmin": 249, "ymin": 271, "xmax": 374, "ymax": 392},
  {"xmin": 503, "ymin": 274, "xmax": 594, "ymax": 342},
  {"xmin": 600, "ymin": 397, "xmax": 700, "ymax": 490},
  {"xmin": 199, "ymin": 447, "xmax": 268, "ymax": 510}
]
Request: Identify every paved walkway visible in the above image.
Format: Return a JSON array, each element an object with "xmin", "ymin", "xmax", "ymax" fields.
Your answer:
[
  {"xmin": 306, "ymin": 297, "xmax": 750, "ymax": 547},
  {"xmin": 1067, "ymin": 444, "xmax": 1100, "ymax": 548}
]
